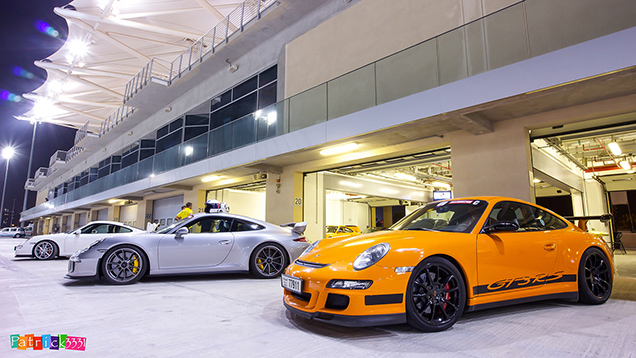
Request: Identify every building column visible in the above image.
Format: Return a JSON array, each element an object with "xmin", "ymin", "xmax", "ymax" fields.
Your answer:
[
  {"xmin": 302, "ymin": 172, "xmax": 325, "ymax": 242},
  {"xmin": 135, "ymin": 200, "xmax": 155, "ymax": 230},
  {"xmin": 265, "ymin": 170, "xmax": 303, "ymax": 225},
  {"xmin": 450, "ymin": 120, "xmax": 534, "ymax": 202}
]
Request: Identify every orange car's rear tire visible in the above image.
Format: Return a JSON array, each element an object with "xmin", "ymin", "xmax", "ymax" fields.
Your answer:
[
  {"xmin": 578, "ymin": 247, "xmax": 612, "ymax": 304},
  {"xmin": 406, "ymin": 257, "xmax": 466, "ymax": 332}
]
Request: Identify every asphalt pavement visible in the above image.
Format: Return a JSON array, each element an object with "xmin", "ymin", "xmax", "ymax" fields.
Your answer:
[{"xmin": 1, "ymin": 238, "xmax": 635, "ymax": 357}]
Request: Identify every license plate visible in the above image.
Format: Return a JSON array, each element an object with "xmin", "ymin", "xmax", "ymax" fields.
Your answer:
[{"xmin": 281, "ymin": 275, "xmax": 303, "ymax": 294}]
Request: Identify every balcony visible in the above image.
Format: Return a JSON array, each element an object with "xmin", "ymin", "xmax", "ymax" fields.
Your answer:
[{"xmin": 24, "ymin": 179, "xmax": 35, "ymax": 190}]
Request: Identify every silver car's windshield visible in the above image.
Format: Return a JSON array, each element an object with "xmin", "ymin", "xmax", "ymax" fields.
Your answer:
[
  {"xmin": 391, "ymin": 199, "xmax": 488, "ymax": 233},
  {"xmin": 156, "ymin": 217, "xmax": 190, "ymax": 234}
]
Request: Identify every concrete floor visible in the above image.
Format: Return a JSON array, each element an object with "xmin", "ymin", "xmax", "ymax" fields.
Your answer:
[{"xmin": 2, "ymin": 238, "xmax": 636, "ymax": 358}]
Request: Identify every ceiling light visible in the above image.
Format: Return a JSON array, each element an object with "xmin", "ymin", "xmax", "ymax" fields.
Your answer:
[
  {"xmin": 201, "ymin": 175, "xmax": 221, "ymax": 182},
  {"xmin": 320, "ymin": 143, "xmax": 359, "ymax": 156},
  {"xmin": 628, "ymin": 170, "xmax": 634, "ymax": 174},
  {"xmin": 620, "ymin": 161, "xmax": 631, "ymax": 170},
  {"xmin": 394, "ymin": 172, "xmax": 417, "ymax": 182},
  {"xmin": 184, "ymin": 146, "xmax": 193, "ymax": 156},
  {"xmin": 608, "ymin": 142, "xmax": 622, "ymax": 156},
  {"xmin": 432, "ymin": 181, "xmax": 451, "ymax": 189},
  {"xmin": 533, "ymin": 178, "xmax": 541, "ymax": 183},
  {"xmin": 108, "ymin": 199, "xmax": 120, "ymax": 204}
]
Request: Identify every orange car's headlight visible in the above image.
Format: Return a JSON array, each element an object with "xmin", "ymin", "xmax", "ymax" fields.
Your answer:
[{"xmin": 353, "ymin": 243, "xmax": 390, "ymax": 270}]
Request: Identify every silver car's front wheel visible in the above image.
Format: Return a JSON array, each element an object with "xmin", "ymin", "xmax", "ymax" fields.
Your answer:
[
  {"xmin": 250, "ymin": 243, "xmax": 288, "ymax": 279},
  {"xmin": 33, "ymin": 241, "xmax": 58, "ymax": 260},
  {"xmin": 101, "ymin": 245, "xmax": 146, "ymax": 285}
]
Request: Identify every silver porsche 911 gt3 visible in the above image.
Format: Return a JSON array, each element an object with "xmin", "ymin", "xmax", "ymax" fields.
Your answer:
[{"xmin": 66, "ymin": 212, "xmax": 309, "ymax": 284}]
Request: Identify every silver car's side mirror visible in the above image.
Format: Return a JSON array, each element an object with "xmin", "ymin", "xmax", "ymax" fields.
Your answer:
[
  {"xmin": 175, "ymin": 227, "xmax": 189, "ymax": 239},
  {"xmin": 74, "ymin": 231, "xmax": 81, "ymax": 237}
]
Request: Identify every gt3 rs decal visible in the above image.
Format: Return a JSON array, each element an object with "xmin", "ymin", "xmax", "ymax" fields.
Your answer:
[{"xmin": 473, "ymin": 271, "xmax": 576, "ymax": 295}]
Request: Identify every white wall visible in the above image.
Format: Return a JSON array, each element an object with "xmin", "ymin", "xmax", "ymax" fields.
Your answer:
[
  {"xmin": 207, "ymin": 189, "xmax": 265, "ymax": 221},
  {"xmin": 119, "ymin": 205, "xmax": 138, "ymax": 227},
  {"xmin": 326, "ymin": 199, "xmax": 370, "ymax": 230},
  {"xmin": 583, "ymin": 179, "xmax": 609, "ymax": 233}
]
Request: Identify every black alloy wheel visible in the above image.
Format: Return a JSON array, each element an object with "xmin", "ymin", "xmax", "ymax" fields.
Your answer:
[
  {"xmin": 33, "ymin": 241, "xmax": 58, "ymax": 260},
  {"xmin": 406, "ymin": 257, "xmax": 466, "ymax": 332},
  {"xmin": 101, "ymin": 245, "xmax": 147, "ymax": 285},
  {"xmin": 578, "ymin": 247, "xmax": 612, "ymax": 304},
  {"xmin": 250, "ymin": 243, "xmax": 288, "ymax": 279}
]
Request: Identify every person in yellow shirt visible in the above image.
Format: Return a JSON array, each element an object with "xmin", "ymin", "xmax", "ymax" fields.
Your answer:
[{"xmin": 175, "ymin": 202, "xmax": 193, "ymax": 221}]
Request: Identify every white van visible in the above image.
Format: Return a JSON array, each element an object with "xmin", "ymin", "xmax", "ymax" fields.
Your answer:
[{"xmin": 0, "ymin": 227, "xmax": 26, "ymax": 238}]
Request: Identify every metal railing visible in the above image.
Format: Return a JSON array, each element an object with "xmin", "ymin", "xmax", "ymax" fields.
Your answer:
[
  {"xmin": 123, "ymin": 0, "xmax": 277, "ymax": 103},
  {"xmin": 98, "ymin": 105, "xmax": 135, "ymax": 137},
  {"xmin": 74, "ymin": 121, "xmax": 92, "ymax": 145},
  {"xmin": 48, "ymin": 151, "xmax": 67, "ymax": 167}
]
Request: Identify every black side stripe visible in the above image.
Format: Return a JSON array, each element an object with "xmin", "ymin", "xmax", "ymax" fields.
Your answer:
[{"xmin": 473, "ymin": 274, "xmax": 576, "ymax": 295}]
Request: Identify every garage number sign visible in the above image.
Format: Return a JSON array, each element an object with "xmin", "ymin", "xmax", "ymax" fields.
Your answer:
[{"xmin": 294, "ymin": 197, "xmax": 302, "ymax": 207}]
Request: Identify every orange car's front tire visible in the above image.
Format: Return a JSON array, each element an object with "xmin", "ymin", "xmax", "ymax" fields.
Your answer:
[
  {"xmin": 578, "ymin": 247, "xmax": 612, "ymax": 304},
  {"xmin": 406, "ymin": 257, "xmax": 466, "ymax": 332}
]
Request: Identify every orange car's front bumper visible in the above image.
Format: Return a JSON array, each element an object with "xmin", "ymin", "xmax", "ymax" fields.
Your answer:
[{"xmin": 282, "ymin": 261, "xmax": 411, "ymax": 327}]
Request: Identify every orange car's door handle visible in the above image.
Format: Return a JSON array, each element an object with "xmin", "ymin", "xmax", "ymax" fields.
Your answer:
[{"xmin": 544, "ymin": 243, "xmax": 556, "ymax": 251}]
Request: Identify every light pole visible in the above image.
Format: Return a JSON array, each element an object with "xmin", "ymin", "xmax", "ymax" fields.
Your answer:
[
  {"xmin": 1, "ymin": 147, "xmax": 15, "ymax": 227},
  {"xmin": 21, "ymin": 120, "xmax": 38, "ymax": 227}
]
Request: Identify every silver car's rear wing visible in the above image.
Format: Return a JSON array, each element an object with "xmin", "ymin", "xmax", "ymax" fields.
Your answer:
[{"xmin": 280, "ymin": 222, "xmax": 308, "ymax": 235}]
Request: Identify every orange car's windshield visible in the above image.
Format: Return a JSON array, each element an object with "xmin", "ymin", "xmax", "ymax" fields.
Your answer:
[
  {"xmin": 392, "ymin": 200, "xmax": 488, "ymax": 233},
  {"xmin": 326, "ymin": 226, "xmax": 337, "ymax": 233}
]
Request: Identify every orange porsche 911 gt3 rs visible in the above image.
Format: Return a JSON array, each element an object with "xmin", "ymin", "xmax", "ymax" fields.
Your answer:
[{"xmin": 282, "ymin": 197, "xmax": 614, "ymax": 332}]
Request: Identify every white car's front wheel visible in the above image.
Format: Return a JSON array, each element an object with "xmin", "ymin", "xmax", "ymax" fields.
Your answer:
[{"xmin": 33, "ymin": 241, "xmax": 58, "ymax": 260}]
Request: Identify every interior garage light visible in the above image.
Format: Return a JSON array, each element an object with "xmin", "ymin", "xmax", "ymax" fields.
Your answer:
[
  {"xmin": 394, "ymin": 173, "xmax": 417, "ymax": 182},
  {"xmin": 201, "ymin": 175, "xmax": 221, "ymax": 182},
  {"xmin": 432, "ymin": 181, "xmax": 451, "ymax": 189},
  {"xmin": 620, "ymin": 161, "xmax": 631, "ymax": 170},
  {"xmin": 320, "ymin": 143, "xmax": 358, "ymax": 156},
  {"xmin": 108, "ymin": 199, "xmax": 120, "ymax": 204},
  {"xmin": 609, "ymin": 142, "xmax": 622, "ymax": 156},
  {"xmin": 533, "ymin": 178, "xmax": 541, "ymax": 183}
]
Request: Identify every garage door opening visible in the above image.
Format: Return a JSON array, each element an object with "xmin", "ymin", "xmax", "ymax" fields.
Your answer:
[{"xmin": 304, "ymin": 148, "xmax": 452, "ymax": 241}]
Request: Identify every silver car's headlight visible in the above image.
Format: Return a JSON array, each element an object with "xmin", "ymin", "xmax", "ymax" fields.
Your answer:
[
  {"xmin": 353, "ymin": 243, "xmax": 390, "ymax": 271},
  {"xmin": 75, "ymin": 238, "xmax": 106, "ymax": 256},
  {"xmin": 301, "ymin": 239, "xmax": 321, "ymax": 257}
]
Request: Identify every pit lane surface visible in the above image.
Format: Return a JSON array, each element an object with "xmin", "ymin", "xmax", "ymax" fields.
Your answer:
[{"xmin": 2, "ymin": 238, "xmax": 635, "ymax": 357}]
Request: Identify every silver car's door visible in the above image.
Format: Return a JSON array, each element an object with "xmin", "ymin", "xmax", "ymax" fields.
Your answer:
[{"xmin": 157, "ymin": 216, "xmax": 235, "ymax": 269}]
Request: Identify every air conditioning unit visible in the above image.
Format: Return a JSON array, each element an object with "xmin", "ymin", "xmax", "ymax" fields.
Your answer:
[{"xmin": 252, "ymin": 173, "xmax": 268, "ymax": 181}]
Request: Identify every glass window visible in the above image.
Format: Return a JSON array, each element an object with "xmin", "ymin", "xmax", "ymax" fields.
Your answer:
[
  {"xmin": 210, "ymin": 105, "xmax": 234, "ymax": 130},
  {"xmin": 210, "ymin": 90, "xmax": 231, "ymax": 112},
  {"xmin": 185, "ymin": 114, "xmax": 209, "ymax": 126},
  {"xmin": 233, "ymin": 76, "xmax": 257, "ymax": 100},
  {"xmin": 231, "ymin": 219, "xmax": 264, "ymax": 231},
  {"xmin": 392, "ymin": 200, "xmax": 488, "ymax": 233},
  {"xmin": 156, "ymin": 124, "xmax": 169, "ymax": 139},
  {"xmin": 186, "ymin": 217, "xmax": 234, "ymax": 233},
  {"xmin": 234, "ymin": 92, "xmax": 257, "ymax": 119},
  {"xmin": 114, "ymin": 226, "xmax": 133, "ymax": 233},
  {"xmin": 169, "ymin": 117, "xmax": 183, "ymax": 132},
  {"xmin": 486, "ymin": 201, "xmax": 568, "ymax": 232},
  {"xmin": 258, "ymin": 82, "xmax": 277, "ymax": 109},
  {"xmin": 184, "ymin": 126, "xmax": 208, "ymax": 141},
  {"xmin": 156, "ymin": 129, "xmax": 182, "ymax": 153},
  {"xmin": 259, "ymin": 65, "xmax": 277, "ymax": 86}
]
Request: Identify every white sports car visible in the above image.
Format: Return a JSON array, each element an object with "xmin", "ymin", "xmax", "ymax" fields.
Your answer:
[{"xmin": 14, "ymin": 221, "xmax": 145, "ymax": 260}]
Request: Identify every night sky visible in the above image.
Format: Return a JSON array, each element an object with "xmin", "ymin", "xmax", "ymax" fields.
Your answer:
[{"xmin": 0, "ymin": 0, "xmax": 77, "ymax": 226}]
